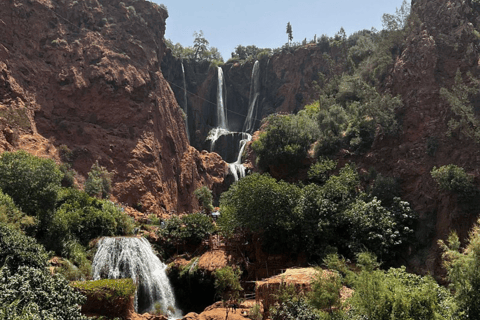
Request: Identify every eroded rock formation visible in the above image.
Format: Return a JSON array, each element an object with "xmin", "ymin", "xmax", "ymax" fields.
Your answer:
[{"xmin": 0, "ymin": 0, "xmax": 227, "ymax": 216}]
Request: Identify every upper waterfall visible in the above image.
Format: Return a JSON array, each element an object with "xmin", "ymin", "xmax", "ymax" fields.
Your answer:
[
  {"xmin": 181, "ymin": 61, "xmax": 190, "ymax": 141},
  {"xmin": 216, "ymin": 67, "xmax": 228, "ymax": 129},
  {"xmin": 243, "ymin": 60, "xmax": 260, "ymax": 133},
  {"xmin": 92, "ymin": 237, "xmax": 182, "ymax": 318}
]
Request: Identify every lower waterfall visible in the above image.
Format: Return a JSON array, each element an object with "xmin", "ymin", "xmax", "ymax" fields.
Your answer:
[{"xmin": 92, "ymin": 237, "xmax": 182, "ymax": 318}]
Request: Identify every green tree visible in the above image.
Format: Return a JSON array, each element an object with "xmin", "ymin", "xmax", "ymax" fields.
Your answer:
[
  {"xmin": 440, "ymin": 220, "xmax": 480, "ymax": 319},
  {"xmin": 85, "ymin": 161, "xmax": 112, "ymax": 199},
  {"xmin": 0, "ymin": 151, "xmax": 62, "ymax": 218},
  {"xmin": 0, "ymin": 223, "xmax": 49, "ymax": 273},
  {"xmin": 0, "ymin": 266, "xmax": 88, "ymax": 320},
  {"xmin": 286, "ymin": 22, "xmax": 293, "ymax": 45},
  {"xmin": 194, "ymin": 186, "xmax": 214, "ymax": 214}
]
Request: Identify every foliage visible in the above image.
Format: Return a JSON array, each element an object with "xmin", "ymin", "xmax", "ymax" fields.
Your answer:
[
  {"xmin": 219, "ymin": 173, "xmax": 302, "ymax": 253},
  {"xmin": 230, "ymin": 45, "xmax": 271, "ymax": 61},
  {"xmin": 252, "ymin": 112, "xmax": 318, "ymax": 173},
  {"xmin": 286, "ymin": 22, "xmax": 293, "ymax": 45},
  {"xmin": 248, "ymin": 303, "xmax": 263, "ymax": 320},
  {"xmin": 0, "ymin": 266, "xmax": 88, "ymax": 320},
  {"xmin": 348, "ymin": 252, "xmax": 454, "ymax": 320},
  {"xmin": 308, "ymin": 270, "xmax": 343, "ymax": 313},
  {"xmin": 382, "ymin": 0, "xmax": 411, "ymax": 32},
  {"xmin": 0, "ymin": 190, "xmax": 34, "ymax": 232},
  {"xmin": 181, "ymin": 212, "xmax": 215, "ymax": 245},
  {"xmin": 307, "ymin": 158, "xmax": 337, "ymax": 185},
  {"xmin": 165, "ymin": 31, "xmax": 223, "ymax": 62},
  {"xmin": 214, "ymin": 266, "xmax": 243, "ymax": 301},
  {"xmin": 59, "ymin": 163, "xmax": 76, "ymax": 188},
  {"xmin": 0, "ymin": 150, "xmax": 62, "ymax": 218},
  {"xmin": 194, "ymin": 186, "xmax": 214, "ymax": 213},
  {"xmin": 370, "ymin": 174, "xmax": 400, "ymax": 207},
  {"xmin": 440, "ymin": 220, "xmax": 480, "ymax": 320},
  {"xmin": 314, "ymin": 76, "xmax": 401, "ymax": 156},
  {"xmin": 158, "ymin": 213, "xmax": 215, "ymax": 253},
  {"xmin": 440, "ymin": 69, "xmax": 480, "ymax": 142},
  {"xmin": 431, "ymin": 164, "xmax": 475, "ymax": 195},
  {"xmin": 271, "ymin": 296, "xmax": 319, "ymax": 320},
  {"xmin": 84, "ymin": 161, "xmax": 112, "ymax": 199},
  {"xmin": 71, "ymin": 278, "xmax": 136, "ymax": 300},
  {"xmin": 0, "ymin": 223, "xmax": 49, "ymax": 273},
  {"xmin": 50, "ymin": 188, "xmax": 134, "ymax": 254}
]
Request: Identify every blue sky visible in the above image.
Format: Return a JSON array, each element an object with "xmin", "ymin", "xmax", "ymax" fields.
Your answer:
[{"xmin": 153, "ymin": 0, "xmax": 406, "ymax": 60}]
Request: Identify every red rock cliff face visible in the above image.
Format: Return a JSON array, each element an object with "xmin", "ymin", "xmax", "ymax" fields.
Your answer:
[
  {"xmin": 0, "ymin": 0, "xmax": 227, "ymax": 216},
  {"xmin": 348, "ymin": 0, "xmax": 480, "ymax": 275}
]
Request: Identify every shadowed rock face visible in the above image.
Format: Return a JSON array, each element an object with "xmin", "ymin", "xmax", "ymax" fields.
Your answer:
[{"xmin": 0, "ymin": 0, "xmax": 227, "ymax": 216}]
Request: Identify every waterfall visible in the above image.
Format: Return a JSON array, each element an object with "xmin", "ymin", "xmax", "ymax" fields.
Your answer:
[
  {"xmin": 228, "ymin": 132, "xmax": 252, "ymax": 181},
  {"xmin": 181, "ymin": 62, "xmax": 189, "ymax": 141},
  {"xmin": 216, "ymin": 67, "xmax": 228, "ymax": 129},
  {"xmin": 92, "ymin": 237, "xmax": 181, "ymax": 318},
  {"xmin": 207, "ymin": 127, "xmax": 229, "ymax": 152},
  {"xmin": 243, "ymin": 60, "xmax": 260, "ymax": 133}
]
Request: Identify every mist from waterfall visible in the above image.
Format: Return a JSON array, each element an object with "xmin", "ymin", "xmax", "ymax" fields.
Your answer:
[
  {"xmin": 181, "ymin": 62, "xmax": 189, "ymax": 141},
  {"xmin": 243, "ymin": 60, "xmax": 260, "ymax": 133},
  {"xmin": 92, "ymin": 237, "xmax": 182, "ymax": 318}
]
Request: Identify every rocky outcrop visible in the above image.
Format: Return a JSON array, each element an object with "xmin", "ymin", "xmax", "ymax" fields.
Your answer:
[{"xmin": 0, "ymin": 0, "xmax": 227, "ymax": 216}]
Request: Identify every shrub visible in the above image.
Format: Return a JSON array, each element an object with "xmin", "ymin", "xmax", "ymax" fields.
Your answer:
[
  {"xmin": 431, "ymin": 164, "xmax": 475, "ymax": 194},
  {"xmin": 0, "ymin": 190, "xmax": 34, "ymax": 232},
  {"xmin": 219, "ymin": 173, "xmax": 302, "ymax": 253},
  {"xmin": 85, "ymin": 161, "xmax": 113, "ymax": 199},
  {"xmin": 214, "ymin": 266, "xmax": 243, "ymax": 301},
  {"xmin": 50, "ymin": 188, "xmax": 134, "ymax": 254},
  {"xmin": 440, "ymin": 220, "xmax": 480, "ymax": 319},
  {"xmin": 370, "ymin": 173, "xmax": 400, "ymax": 207},
  {"xmin": 0, "ymin": 223, "xmax": 49, "ymax": 273},
  {"xmin": 194, "ymin": 186, "xmax": 214, "ymax": 213},
  {"xmin": 308, "ymin": 270, "xmax": 343, "ymax": 313},
  {"xmin": 0, "ymin": 150, "xmax": 62, "ymax": 217},
  {"xmin": 0, "ymin": 266, "xmax": 87, "ymax": 320},
  {"xmin": 252, "ymin": 112, "xmax": 318, "ymax": 173},
  {"xmin": 307, "ymin": 158, "xmax": 337, "ymax": 184},
  {"xmin": 181, "ymin": 212, "xmax": 215, "ymax": 245}
]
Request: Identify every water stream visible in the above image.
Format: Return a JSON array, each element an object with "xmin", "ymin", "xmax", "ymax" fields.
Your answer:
[
  {"xmin": 181, "ymin": 62, "xmax": 189, "ymax": 141},
  {"xmin": 92, "ymin": 237, "xmax": 182, "ymax": 318},
  {"xmin": 243, "ymin": 60, "xmax": 260, "ymax": 133}
]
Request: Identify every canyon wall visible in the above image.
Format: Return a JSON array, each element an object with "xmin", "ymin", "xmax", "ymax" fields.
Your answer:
[{"xmin": 0, "ymin": 0, "xmax": 227, "ymax": 216}]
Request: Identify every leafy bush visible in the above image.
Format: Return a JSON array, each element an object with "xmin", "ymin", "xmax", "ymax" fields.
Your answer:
[
  {"xmin": 71, "ymin": 278, "xmax": 136, "ymax": 300},
  {"xmin": 158, "ymin": 213, "xmax": 215, "ymax": 254},
  {"xmin": 85, "ymin": 161, "xmax": 112, "ymax": 199},
  {"xmin": 194, "ymin": 186, "xmax": 214, "ymax": 213},
  {"xmin": 0, "ymin": 150, "xmax": 62, "ymax": 217},
  {"xmin": 440, "ymin": 221, "xmax": 480, "ymax": 319},
  {"xmin": 214, "ymin": 266, "xmax": 243, "ymax": 301},
  {"xmin": 252, "ymin": 112, "xmax": 318, "ymax": 173},
  {"xmin": 50, "ymin": 188, "xmax": 134, "ymax": 254},
  {"xmin": 219, "ymin": 173, "xmax": 302, "ymax": 253},
  {"xmin": 307, "ymin": 158, "xmax": 337, "ymax": 185},
  {"xmin": 0, "ymin": 223, "xmax": 49, "ymax": 273},
  {"xmin": 370, "ymin": 173, "xmax": 400, "ymax": 207},
  {"xmin": 0, "ymin": 190, "xmax": 34, "ymax": 231},
  {"xmin": 0, "ymin": 266, "xmax": 87, "ymax": 320},
  {"xmin": 348, "ymin": 253, "xmax": 454, "ymax": 320},
  {"xmin": 308, "ymin": 270, "xmax": 343, "ymax": 312},
  {"xmin": 431, "ymin": 164, "xmax": 475, "ymax": 194}
]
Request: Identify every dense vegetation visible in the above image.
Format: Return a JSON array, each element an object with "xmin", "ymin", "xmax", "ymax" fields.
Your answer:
[{"xmin": 0, "ymin": 151, "xmax": 135, "ymax": 318}]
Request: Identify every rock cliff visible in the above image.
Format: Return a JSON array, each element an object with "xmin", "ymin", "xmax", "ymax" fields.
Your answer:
[{"xmin": 0, "ymin": 0, "xmax": 227, "ymax": 216}]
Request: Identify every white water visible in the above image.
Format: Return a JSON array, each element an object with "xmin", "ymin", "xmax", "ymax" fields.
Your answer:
[
  {"xmin": 216, "ymin": 67, "xmax": 228, "ymax": 129},
  {"xmin": 181, "ymin": 62, "xmax": 189, "ymax": 141},
  {"xmin": 243, "ymin": 60, "xmax": 260, "ymax": 133},
  {"xmin": 92, "ymin": 237, "xmax": 182, "ymax": 318},
  {"xmin": 207, "ymin": 127, "xmax": 230, "ymax": 152},
  {"xmin": 228, "ymin": 132, "xmax": 252, "ymax": 181}
]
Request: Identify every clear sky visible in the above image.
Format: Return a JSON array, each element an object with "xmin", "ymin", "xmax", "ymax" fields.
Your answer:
[{"xmin": 152, "ymin": 0, "xmax": 406, "ymax": 60}]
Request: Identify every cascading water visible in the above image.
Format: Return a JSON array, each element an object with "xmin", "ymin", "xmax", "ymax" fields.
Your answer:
[
  {"xmin": 92, "ymin": 237, "xmax": 182, "ymax": 318},
  {"xmin": 228, "ymin": 132, "xmax": 252, "ymax": 181},
  {"xmin": 216, "ymin": 67, "xmax": 227, "ymax": 130},
  {"xmin": 181, "ymin": 62, "xmax": 189, "ymax": 141},
  {"xmin": 243, "ymin": 60, "xmax": 260, "ymax": 133}
]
